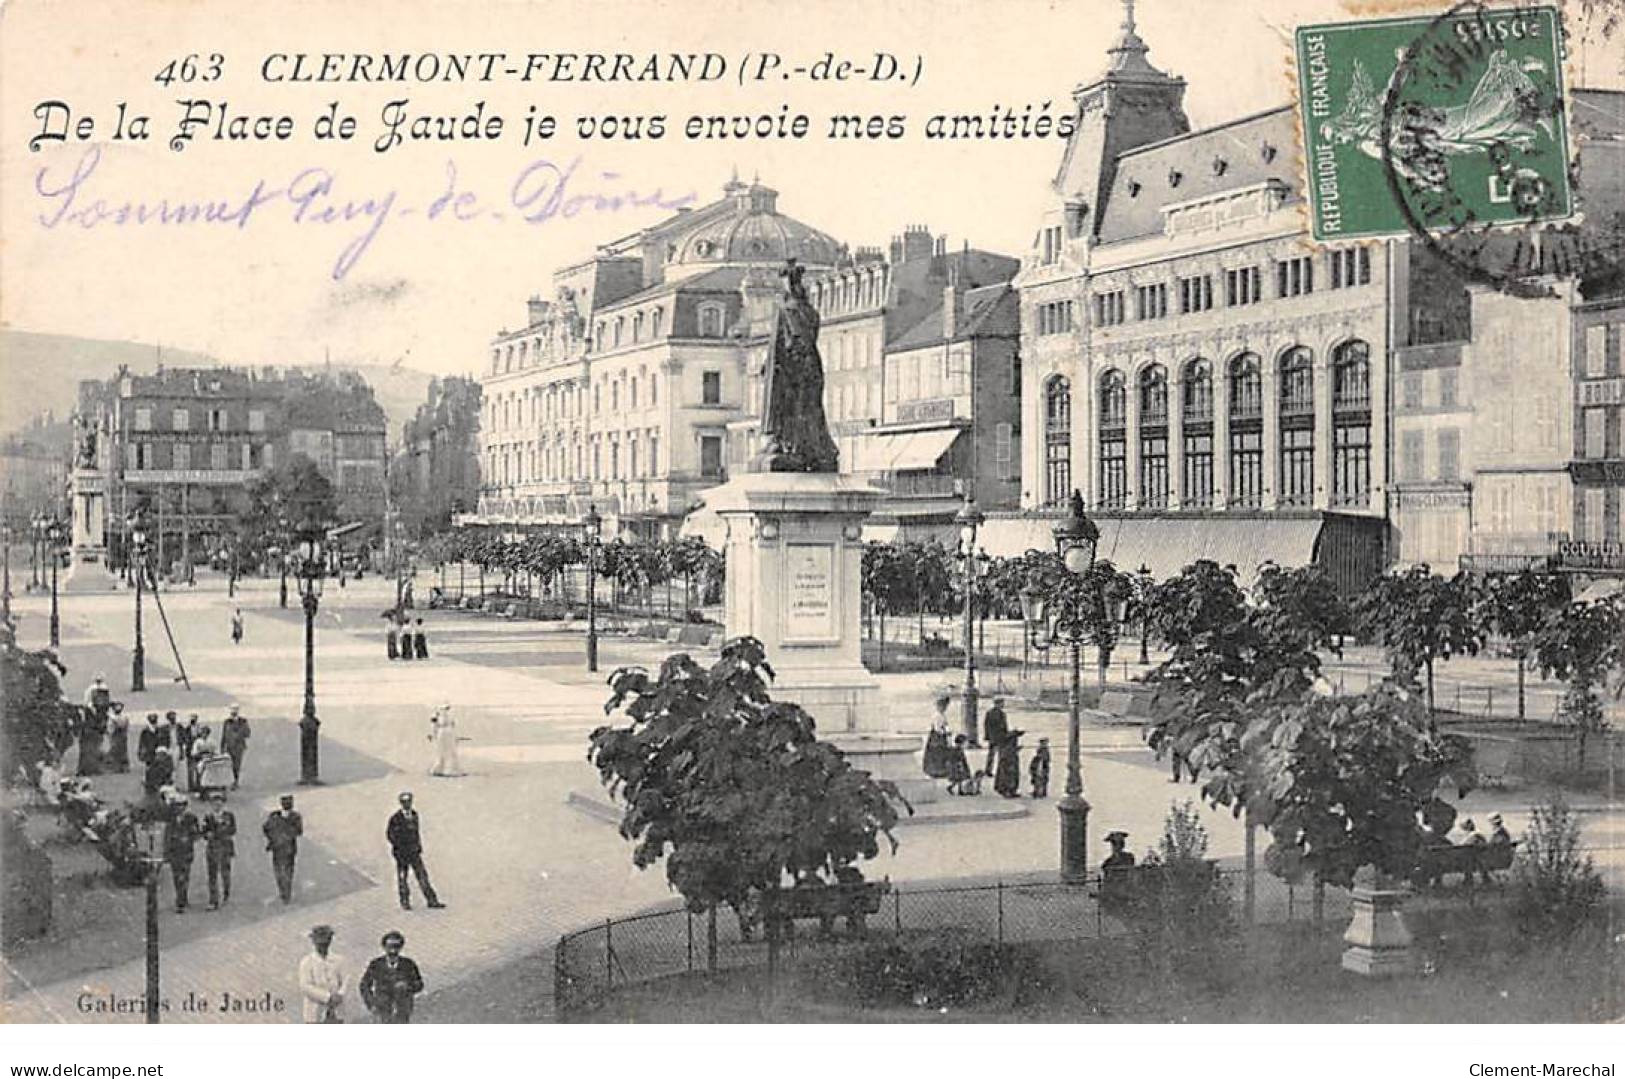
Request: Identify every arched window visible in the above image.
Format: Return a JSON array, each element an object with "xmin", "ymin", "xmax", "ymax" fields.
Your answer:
[
  {"xmin": 1182, "ymin": 359, "xmax": 1213, "ymax": 421},
  {"xmin": 1332, "ymin": 340, "xmax": 1372, "ymax": 507},
  {"xmin": 1279, "ymin": 347, "xmax": 1315, "ymax": 506},
  {"xmin": 1182, "ymin": 359, "xmax": 1214, "ymax": 507},
  {"xmin": 1139, "ymin": 365, "xmax": 1168, "ymax": 424},
  {"xmin": 1043, "ymin": 376, "xmax": 1072, "ymax": 508},
  {"xmin": 1279, "ymin": 347, "xmax": 1314, "ymax": 416},
  {"xmin": 1229, "ymin": 353, "xmax": 1261, "ymax": 418},
  {"xmin": 633, "ymin": 312, "xmax": 645, "ymax": 343},
  {"xmin": 614, "ymin": 318, "xmax": 625, "ymax": 348},
  {"xmin": 1098, "ymin": 370, "xmax": 1127, "ymax": 508},
  {"xmin": 1137, "ymin": 365, "xmax": 1169, "ymax": 507},
  {"xmin": 1229, "ymin": 353, "xmax": 1263, "ymax": 507},
  {"xmin": 651, "ymin": 308, "xmax": 664, "ymax": 338},
  {"xmin": 697, "ymin": 303, "xmax": 724, "ymax": 338}
]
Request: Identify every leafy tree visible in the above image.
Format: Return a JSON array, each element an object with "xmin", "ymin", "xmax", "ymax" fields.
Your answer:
[
  {"xmin": 1244, "ymin": 683, "xmax": 1474, "ymax": 888},
  {"xmin": 587, "ymin": 638, "xmax": 907, "ymax": 924},
  {"xmin": 0, "ymin": 621, "xmax": 78, "ymax": 786},
  {"xmin": 1511, "ymin": 797, "xmax": 1605, "ymax": 938},
  {"xmin": 1354, "ymin": 565, "xmax": 1485, "ymax": 712},
  {"xmin": 1484, "ymin": 570, "xmax": 1572, "ymax": 719},
  {"xmin": 861, "ymin": 543, "xmax": 905, "ymax": 669},
  {"xmin": 1252, "ymin": 562, "xmax": 1351, "ymax": 657},
  {"xmin": 1532, "ymin": 597, "xmax": 1625, "ymax": 769}
]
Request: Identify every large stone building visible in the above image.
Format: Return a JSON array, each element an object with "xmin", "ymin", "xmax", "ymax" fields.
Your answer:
[
  {"xmin": 475, "ymin": 175, "xmax": 845, "ymax": 540},
  {"xmin": 393, "ymin": 375, "xmax": 484, "ymax": 534},
  {"xmin": 1007, "ymin": 7, "xmax": 1624, "ymax": 594}
]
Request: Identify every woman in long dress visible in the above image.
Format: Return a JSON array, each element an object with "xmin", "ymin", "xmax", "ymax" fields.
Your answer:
[
  {"xmin": 429, "ymin": 705, "xmax": 463, "ymax": 777},
  {"xmin": 921, "ymin": 697, "xmax": 951, "ymax": 779}
]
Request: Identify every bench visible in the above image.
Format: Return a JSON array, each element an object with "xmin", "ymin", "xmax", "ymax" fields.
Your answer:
[
  {"xmin": 1411, "ymin": 841, "xmax": 1518, "ymax": 889},
  {"xmin": 1093, "ymin": 690, "xmax": 1140, "ymax": 725},
  {"xmin": 1096, "ymin": 860, "xmax": 1220, "ymax": 917},
  {"xmin": 762, "ymin": 880, "xmax": 891, "ymax": 941}
]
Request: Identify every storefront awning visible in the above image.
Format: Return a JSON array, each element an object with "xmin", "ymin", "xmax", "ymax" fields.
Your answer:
[{"xmin": 849, "ymin": 427, "xmax": 963, "ymax": 473}]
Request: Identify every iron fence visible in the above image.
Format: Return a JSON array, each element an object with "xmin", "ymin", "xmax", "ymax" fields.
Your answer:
[{"xmin": 554, "ymin": 869, "xmax": 1354, "ymax": 1016}]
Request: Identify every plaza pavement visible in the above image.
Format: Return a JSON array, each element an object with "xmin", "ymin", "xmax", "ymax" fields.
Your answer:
[{"xmin": 2, "ymin": 572, "xmax": 1619, "ymax": 1024}]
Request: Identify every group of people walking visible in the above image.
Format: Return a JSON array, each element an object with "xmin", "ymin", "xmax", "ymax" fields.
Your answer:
[
  {"xmin": 922, "ymin": 695, "xmax": 1051, "ymax": 800},
  {"xmin": 385, "ymin": 613, "xmax": 431, "ymax": 662},
  {"xmin": 137, "ymin": 704, "xmax": 251, "ymax": 799}
]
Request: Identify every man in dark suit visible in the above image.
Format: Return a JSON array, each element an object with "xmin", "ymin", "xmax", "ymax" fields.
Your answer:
[
  {"xmin": 359, "ymin": 931, "xmax": 424, "ymax": 1024},
  {"xmin": 263, "ymin": 794, "xmax": 303, "ymax": 903},
  {"xmin": 164, "ymin": 794, "xmax": 201, "ymax": 913},
  {"xmin": 200, "ymin": 792, "xmax": 237, "ymax": 909},
  {"xmin": 386, "ymin": 792, "xmax": 445, "ymax": 911},
  {"xmin": 144, "ymin": 746, "xmax": 175, "ymax": 798},
  {"xmin": 137, "ymin": 713, "xmax": 168, "ymax": 767},
  {"xmin": 220, "ymin": 705, "xmax": 251, "ymax": 790},
  {"xmin": 981, "ymin": 698, "xmax": 1009, "ymax": 776}
]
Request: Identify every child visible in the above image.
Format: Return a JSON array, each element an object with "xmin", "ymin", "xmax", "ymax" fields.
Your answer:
[
  {"xmin": 1029, "ymin": 737, "xmax": 1051, "ymax": 799},
  {"xmin": 945, "ymin": 734, "xmax": 976, "ymax": 795}
]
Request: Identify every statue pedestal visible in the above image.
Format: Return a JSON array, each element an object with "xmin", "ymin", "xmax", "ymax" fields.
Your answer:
[
  {"xmin": 1341, "ymin": 872, "xmax": 1415, "ymax": 977},
  {"xmin": 63, "ymin": 467, "xmax": 120, "ymax": 594}
]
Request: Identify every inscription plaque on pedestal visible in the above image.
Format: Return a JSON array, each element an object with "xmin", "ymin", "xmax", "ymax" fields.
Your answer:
[{"xmin": 784, "ymin": 543, "xmax": 835, "ymax": 643}]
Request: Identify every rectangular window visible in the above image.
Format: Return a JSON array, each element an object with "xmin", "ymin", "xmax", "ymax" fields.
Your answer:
[
  {"xmin": 1277, "ymin": 257, "xmax": 1314, "ymax": 298},
  {"xmin": 610, "ymin": 441, "xmax": 620, "ymax": 480},
  {"xmin": 210, "ymin": 442, "xmax": 228, "ymax": 471},
  {"xmin": 173, "ymin": 442, "xmax": 191, "ymax": 470},
  {"xmin": 1438, "ymin": 428, "xmax": 1460, "ymax": 480},
  {"xmin": 1402, "ymin": 374, "xmax": 1422, "ymax": 411},
  {"xmin": 1585, "ymin": 407, "xmax": 1607, "ymax": 459},
  {"xmin": 700, "ymin": 435, "xmax": 724, "ymax": 478},
  {"xmin": 1099, "ymin": 435, "xmax": 1127, "ymax": 508},
  {"xmin": 1332, "ymin": 424, "xmax": 1370, "ymax": 507},
  {"xmin": 1010, "ymin": 356, "xmax": 1022, "ymax": 397},
  {"xmin": 207, "ymin": 408, "xmax": 229, "ymax": 432},
  {"xmin": 241, "ymin": 444, "xmax": 253, "ymax": 470},
  {"xmin": 1135, "ymin": 283, "xmax": 1168, "ymax": 320},
  {"xmin": 1093, "ymin": 290, "xmax": 1126, "ymax": 327},
  {"xmin": 1438, "ymin": 369, "xmax": 1458, "ymax": 409},
  {"xmin": 1178, "ymin": 275, "xmax": 1213, "ymax": 314},
  {"xmin": 1401, "ymin": 430, "xmax": 1424, "ymax": 482},
  {"xmin": 1328, "ymin": 248, "xmax": 1372, "ymax": 289},
  {"xmin": 171, "ymin": 408, "xmax": 190, "ymax": 432},
  {"xmin": 1280, "ymin": 427, "xmax": 1315, "ymax": 506},
  {"xmin": 1585, "ymin": 325, "xmax": 1609, "ymax": 378},
  {"xmin": 702, "ymin": 371, "xmax": 721, "ymax": 405},
  {"xmin": 1585, "ymin": 488, "xmax": 1606, "ymax": 543},
  {"xmin": 1183, "ymin": 433, "xmax": 1214, "ymax": 507},
  {"xmin": 134, "ymin": 407, "xmax": 153, "ymax": 432},
  {"xmin": 247, "ymin": 409, "xmax": 265, "ymax": 432},
  {"xmin": 995, "ymin": 422, "xmax": 1013, "ymax": 480},
  {"xmin": 649, "ymin": 431, "xmax": 660, "ymax": 475},
  {"xmin": 1140, "ymin": 434, "xmax": 1169, "ymax": 508},
  {"xmin": 1229, "ymin": 429, "xmax": 1263, "ymax": 507},
  {"xmin": 1225, "ymin": 266, "xmax": 1262, "ymax": 307}
]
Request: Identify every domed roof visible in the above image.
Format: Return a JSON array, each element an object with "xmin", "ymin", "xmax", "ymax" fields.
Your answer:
[{"xmin": 672, "ymin": 178, "xmax": 841, "ymax": 268}]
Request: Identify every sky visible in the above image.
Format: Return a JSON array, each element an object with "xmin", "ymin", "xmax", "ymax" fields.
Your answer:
[{"xmin": 1, "ymin": 0, "xmax": 1619, "ymax": 381}]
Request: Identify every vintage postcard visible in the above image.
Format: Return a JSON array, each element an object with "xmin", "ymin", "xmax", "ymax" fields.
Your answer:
[{"xmin": 1, "ymin": 0, "xmax": 1622, "ymax": 1067}]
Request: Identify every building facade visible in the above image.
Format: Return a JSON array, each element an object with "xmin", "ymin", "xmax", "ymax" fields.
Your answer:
[{"xmin": 393, "ymin": 375, "xmax": 484, "ymax": 533}]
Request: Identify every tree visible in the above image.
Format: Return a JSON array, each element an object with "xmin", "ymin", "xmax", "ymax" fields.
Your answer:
[
  {"xmin": 0, "ymin": 621, "xmax": 78, "ymax": 786},
  {"xmin": 1483, "ymin": 569, "xmax": 1572, "ymax": 719},
  {"xmin": 1532, "ymin": 597, "xmax": 1625, "ymax": 770},
  {"xmin": 587, "ymin": 638, "xmax": 907, "ymax": 926},
  {"xmin": 861, "ymin": 543, "xmax": 905, "ymax": 669},
  {"xmin": 1354, "ymin": 565, "xmax": 1484, "ymax": 712},
  {"xmin": 1252, "ymin": 562, "xmax": 1351, "ymax": 657},
  {"xmin": 1023, "ymin": 552, "xmax": 1131, "ymax": 689}
]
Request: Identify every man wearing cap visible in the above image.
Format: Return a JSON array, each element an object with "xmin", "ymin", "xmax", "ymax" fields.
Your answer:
[
  {"xmin": 220, "ymin": 705, "xmax": 251, "ymax": 790},
  {"xmin": 164, "ymin": 793, "xmax": 201, "ymax": 913},
  {"xmin": 1489, "ymin": 814, "xmax": 1512, "ymax": 847},
  {"xmin": 359, "ymin": 931, "xmax": 424, "ymax": 1024},
  {"xmin": 1103, "ymin": 831, "xmax": 1136, "ymax": 871},
  {"xmin": 298, "ymin": 925, "xmax": 348, "ymax": 1023},
  {"xmin": 263, "ymin": 794, "xmax": 303, "ymax": 903},
  {"xmin": 386, "ymin": 792, "xmax": 445, "ymax": 911},
  {"xmin": 200, "ymin": 792, "xmax": 237, "ymax": 910}
]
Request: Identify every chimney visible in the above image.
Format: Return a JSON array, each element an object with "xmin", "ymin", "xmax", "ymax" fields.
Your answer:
[
  {"xmin": 900, "ymin": 224, "xmax": 933, "ymax": 264},
  {"xmin": 943, "ymin": 265, "xmax": 964, "ymax": 339},
  {"xmin": 527, "ymin": 295, "xmax": 547, "ymax": 326}
]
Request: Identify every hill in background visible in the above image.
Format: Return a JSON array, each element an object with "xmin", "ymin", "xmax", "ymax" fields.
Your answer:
[{"xmin": 0, "ymin": 330, "xmax": 436, "ymax": 439}]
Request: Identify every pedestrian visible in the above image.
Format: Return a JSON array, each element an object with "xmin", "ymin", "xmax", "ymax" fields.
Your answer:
[
  {"xmin": 144, "ymin": 745, "xmax": 175, "ymax": 798},
  {"xmin": 921, "ymin": 705, "xmax": 950, "ymax": 779},
  {"xmin": 1102, "ymin": 831, "xmax": 1135, "ymax": 871},
  {"xmin": 982, "ymin": 697, "xmax": 1009, "ymax": 776},
  {"xmin": 230, "ymin": 608, "xmax": 244, "ymax": 645},
  {"xmin": 386, "ymin": 617, "xmax": 400, "ymax": 661},
  {"xmin": 79, "ymin": 674, "xmax": 111, "ymax": 777},
  {"xmin": 1029, "ymin": 737, "xmax": 1051, "ymax": 799},
  {"xmin": 298, "ymin": 925, "xmax": 349, "ymax": 1024},
  {"xmin": 428, "ymin": 704, "xmax": 463, "ymax": 777},
  {"xmin": 106, "ymin": 703, "xmax": 131, "ymax": 774},
  {"xmin": 221, "ymin": 705, "xmax": 250, "ymax": 790},
  {"xmin": 386, "ymin": 792, "xmax": 446, "ymax": 911},
  {"xmin": 1489, "ymin": 813, "xmax": 1512, "ymax": 847},
  {"xmin": 165, "ymin": 712, "xmax": 185, "ymax": 783},
  {"xmin": 397, "ymin": 613, "xmax": 413, "ymax": 662},
  {"xmin": 993, "ymin": 729, "xmax": 1023, "ymax": 798},
  {"xmin": 412, "ymin": 619, "xmax": 429, "ymax": 660},
  {"xmin": 200, "ymin": 792, "xmax": 236, "ymax": 910},
  {"xmin": 164, "ymin": 793, "xmax": 200, "ymax": 913},
  {"xmin": 263, "ymin": 794, "xmax": 303, "ymax": 904},
  {"xmin": 945, "ymin": 734, "xmax": 976, "ymax": 795},
  {"xmin": 180, "ymin": 714, "xmax": 205, "ymax": 790},
  {"xmin": 137, "ymin": 712, "xmax": 167, "ymax": 767},
  {"xmin": 82, "ymin": 673, "xmax": 112, "ymax": 721},
  {"xmin": 360, "ymin": 931, "xmax": 424, "ymax": 1024}
]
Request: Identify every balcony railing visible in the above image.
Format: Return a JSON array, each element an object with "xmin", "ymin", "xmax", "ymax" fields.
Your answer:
[{"xmin": 867, "ymin": 473, "xmax": 964, "ymax": 499}]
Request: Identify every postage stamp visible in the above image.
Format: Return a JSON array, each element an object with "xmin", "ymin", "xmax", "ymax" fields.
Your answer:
[{"xmin": 1295, "ymin": 4, "xmax": 1573, "ymax": 244}]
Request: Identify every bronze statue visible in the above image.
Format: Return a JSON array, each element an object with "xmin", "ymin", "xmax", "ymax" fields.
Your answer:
[
  {"xmin": 757, "ymin": 260, "xmax": 839, "ymax": 473},
  {"xmin": 73, "ymin": 412, "xmax": 98, "ymax": 469}
]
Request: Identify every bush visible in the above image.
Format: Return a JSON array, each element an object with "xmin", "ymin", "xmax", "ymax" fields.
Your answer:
[
  {"xmin": 1511, "ymin": 797, "xmax": 1604, "ymax": 939},
  {"xmin": 836, "ymin": 932, "xmax": 1043, "ymax": 1009},
  {"xmin": 1128, "ymin": 802, "xmax": 1238, "ymax": 983}
]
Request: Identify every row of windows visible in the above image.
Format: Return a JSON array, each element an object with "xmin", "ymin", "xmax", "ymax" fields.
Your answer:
[
  {"xmin": 1091, "ymin": 422, "xmax": 1370, "ymax": 509},
  {"xmin": 127, "ymin": 441, "xmax": 273, "ymax": 471},
  {"xmin": 132, "ymin": 407, "xmax": 266, "ymax": 433},
  {"xmin": 1036, "ymin": 301, "xmax": 1075, "ymax": 336},
  {"xmin": 1091, "ymin": 251, "xmax": 1370, "ymax": 330},
  {"xmin": 488, "ymin": 371, "xmax": 678, "ymax": 431},
  {"xmin": 1399, "ymin": 428, "xmax": 1463, "ymax": 482},
  {"xmin": 1093, "ymin": 342, "xmax": 1372, "ymax": 428},
  {"xmin": 812, "ymin": 270, "xmax": 886, "ymax": 316}
]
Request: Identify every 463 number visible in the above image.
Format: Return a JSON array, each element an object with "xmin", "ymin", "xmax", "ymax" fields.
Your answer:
[{"xmin": 154, "ymin": 54, "xmax": 224, "ymax": 85}]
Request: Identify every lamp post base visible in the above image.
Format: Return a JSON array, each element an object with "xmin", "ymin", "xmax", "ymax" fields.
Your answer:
[
  {"xmin": 1057, "ymin": 794, "xmax": 1091, "ymax": 884},
  {"xmin": 960, "ymin": 682, "xmax": 979, "ymax": 745},
  {"xmin": 299, "ymin": 716, "xmax": 320, "ymax": 785}
]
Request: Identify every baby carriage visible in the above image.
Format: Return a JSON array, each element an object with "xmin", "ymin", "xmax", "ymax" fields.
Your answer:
[{"xmin": 195, "ymin": 753, "xmax": 235, "ymax": 798}]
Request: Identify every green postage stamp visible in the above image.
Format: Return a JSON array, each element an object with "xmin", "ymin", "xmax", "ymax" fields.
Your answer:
[{"xmin": 1295, "ymin": 4, "xmax": 1573, "ymax": 243}]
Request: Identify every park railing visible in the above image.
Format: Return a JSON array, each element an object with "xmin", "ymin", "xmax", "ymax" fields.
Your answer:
[{"xmin": 553, "ymin": 869, "xmax": 1352, "ymax": 1017}]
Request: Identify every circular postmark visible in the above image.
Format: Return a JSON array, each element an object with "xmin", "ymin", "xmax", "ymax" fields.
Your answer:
[{"xmin": 1378, "ymin": 2, "xmax": 1621, "ymax": 297}]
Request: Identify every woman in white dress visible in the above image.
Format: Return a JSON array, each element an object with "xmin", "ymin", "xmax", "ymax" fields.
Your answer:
[{"xmin": 429, "ymin": 704, "xmax": 463, "ymax": 777}]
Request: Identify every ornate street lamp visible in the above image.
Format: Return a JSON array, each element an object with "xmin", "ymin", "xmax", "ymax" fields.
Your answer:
[
  {"xmin": 278, "ymin": 515, "xmax": 291, "ymax": 609},
  {"xmin": 954, "ymin": 495, "xmax": 985, "ymax": 744},
  {"xmin": 1022, "ymin": 489, "xmax": 1101, "ymax": 884},
  {"xmin": 1137, "ymin": 562, "xmax": 1154, "ymax": 665},
  {"xmin": 129, "ymin": 511, "xmax": 149, "ymax": 692},
  {"xmin": 585, "ymin": 504, "xmax": 601, "ymax": 672},
  {"xmin": 133, "ymin": 816, "xmax": 166, "ymax": 1024},
  {"xmin": 295, "ymin": 524, "xmax": 326, "ymax": 784},
  {"xmin": 45, "ymin": 515, "xmax": 65, "ymax": 648}
]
